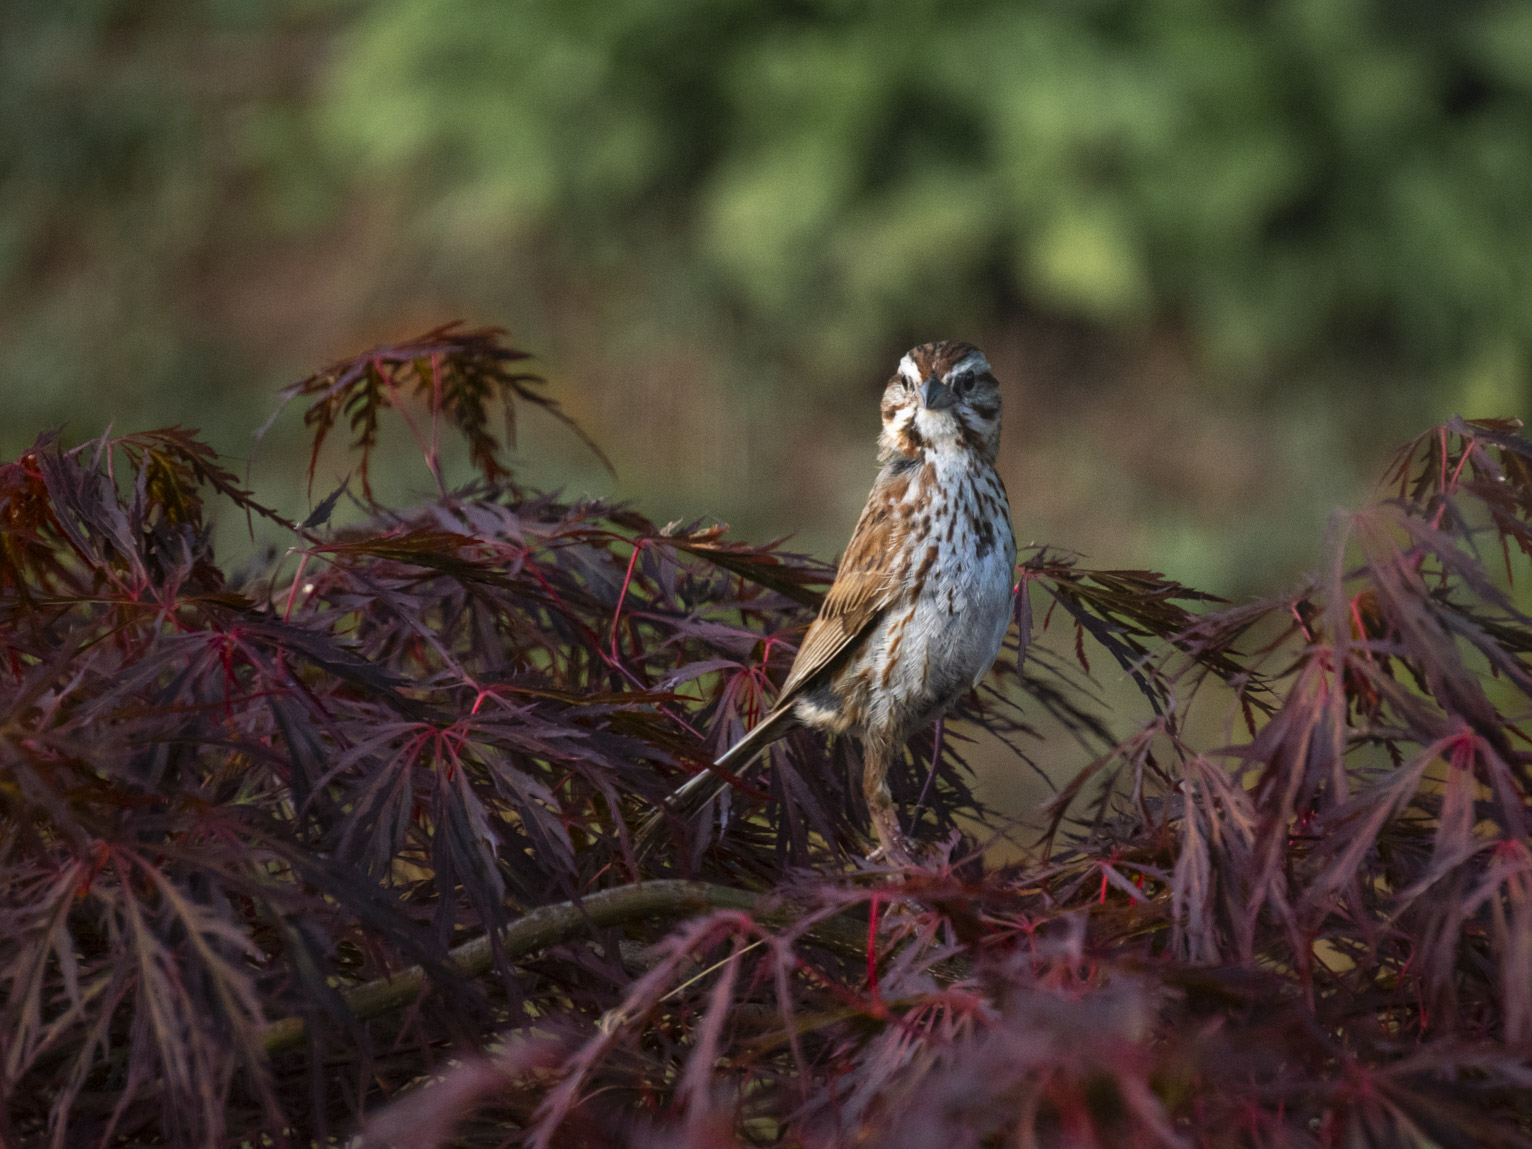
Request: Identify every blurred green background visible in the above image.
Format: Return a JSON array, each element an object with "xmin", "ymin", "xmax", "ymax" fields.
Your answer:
[{"xmin": 6, "ymin": 0, "xmax": 1532, "ymax": 596}]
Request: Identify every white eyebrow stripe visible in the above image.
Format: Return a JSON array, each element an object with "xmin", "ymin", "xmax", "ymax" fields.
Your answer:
[
  {"xmin": 897, "ymin": 353, "xmax": 922, "ymax": 384},
  {"xmin": 947, "ymin": 351, "xmax": 990, "ymax": 378}
]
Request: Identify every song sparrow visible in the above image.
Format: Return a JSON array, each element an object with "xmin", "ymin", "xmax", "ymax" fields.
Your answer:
[{"xmin": 659, "ymin": 341, "xmax": 1015, "ymax": 860}]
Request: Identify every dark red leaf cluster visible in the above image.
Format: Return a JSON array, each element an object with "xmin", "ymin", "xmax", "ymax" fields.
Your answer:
[
  {"xmin": 268, "ymin": 321, "xmax": 613, "ymax": 499},
  {"xmin": 3, "ymin": 329, "xmax": 1531, "ymax": 1148}
]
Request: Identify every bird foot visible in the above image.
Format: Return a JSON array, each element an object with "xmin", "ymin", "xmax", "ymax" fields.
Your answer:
[{"xmin": 865, "ymin": 830, "xmax": 917, "ymax": 868}]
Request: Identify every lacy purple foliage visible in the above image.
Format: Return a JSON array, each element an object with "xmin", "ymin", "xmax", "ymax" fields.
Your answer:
[{"xmin": 2, "ymin": 328, "xmax": 1531, "ymax": 1147}]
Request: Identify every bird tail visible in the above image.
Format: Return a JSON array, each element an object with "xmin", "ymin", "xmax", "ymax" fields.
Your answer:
[{"xmin": 635, "ymin": 704, "xmax": 799, "ymax": 854}]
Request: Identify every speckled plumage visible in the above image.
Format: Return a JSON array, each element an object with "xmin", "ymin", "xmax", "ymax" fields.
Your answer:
[{"xmin": 668, "ymin": 341, "xmax": 1015, "ymax": 859}]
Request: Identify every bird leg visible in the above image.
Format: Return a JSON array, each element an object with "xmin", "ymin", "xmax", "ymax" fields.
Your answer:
[{"xmin": 862, "ymin": 734, "xmax": 913, "ymax": 864}]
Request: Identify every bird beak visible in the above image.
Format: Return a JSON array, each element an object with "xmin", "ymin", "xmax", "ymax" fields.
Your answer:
[{"xmin": 920, "ymin": 377, "xmax": 956, "ymax": 411}]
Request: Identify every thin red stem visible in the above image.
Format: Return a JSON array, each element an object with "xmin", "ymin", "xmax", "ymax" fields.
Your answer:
[
  {"xmin": 610, "ymin": 540, "xmax": 647, "ymax": 662},
  {"xmin": 866, "ymin": 894, "xmax": 881, "ymax": 1003}
]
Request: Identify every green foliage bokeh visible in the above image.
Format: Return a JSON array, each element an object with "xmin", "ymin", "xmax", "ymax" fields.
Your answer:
[
  {"xmin": 4, "ymin": 0, "xmax": 1532, "ymax": 594},
  {"xmin": 326, "ymin": 0, "xmax": 1532, "ymax": 381}
]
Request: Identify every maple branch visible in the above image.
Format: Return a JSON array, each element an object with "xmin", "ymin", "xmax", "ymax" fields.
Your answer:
[{"xmin": 263, "ymin": 881, "xmax": 760, "ymax": 1055}]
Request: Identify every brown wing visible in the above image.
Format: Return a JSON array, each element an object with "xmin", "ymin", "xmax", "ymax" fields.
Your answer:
[
  {"xmin": 648, "ymin": 467, "xmax": 912, "ymax": 830},
  {"xmin": 773, "ymin": 470, "xmax": 911, "ymax": 705}
]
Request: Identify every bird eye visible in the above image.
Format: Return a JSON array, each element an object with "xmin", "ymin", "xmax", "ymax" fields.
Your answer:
[{"xmin": 950, "ymin": 371, "xmax": 975, "ymax": 394}]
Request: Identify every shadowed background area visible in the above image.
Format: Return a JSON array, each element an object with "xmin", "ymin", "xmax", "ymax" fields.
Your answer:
[{"xmin": 6, "ymin": 0, "xmax": 1532, "ymax": 595}]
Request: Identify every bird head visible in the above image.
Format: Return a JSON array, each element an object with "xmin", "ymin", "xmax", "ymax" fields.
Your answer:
[{"xmin": 878, "ymin": 341, "xmax": 1003, "ymax": 463}]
